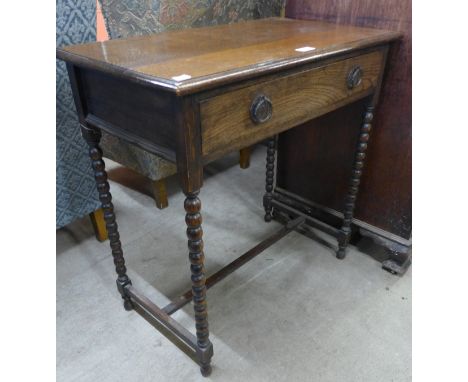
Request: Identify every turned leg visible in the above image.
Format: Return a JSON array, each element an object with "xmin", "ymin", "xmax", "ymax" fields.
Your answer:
[
  {"xmin": 337, "ymin": 105, "xmax": 374, "ymax": 259},
  {"xmin": 81, "ymin": 123, "xmax": 133, "ymax": 310},
  {"xmin": 89, "ymin": 208, "xmax": 108, "ymax": 242},
  {"xmin": 184, "ymin": 191, "xmax": 213, "ymax": 376},
  {"xmin": 239, "ymin": 147, "xmax": 251, "ymax": 169},
  {"xmin": 263, "ymin": 136, "xmax": 276, "ymax": 222},
  {"xmin": 152, "ymin": 178, "xmax": 169, "ymax": 209}
]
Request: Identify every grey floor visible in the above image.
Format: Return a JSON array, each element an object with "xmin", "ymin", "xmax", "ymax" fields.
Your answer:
[{"xmin": 57, "ymin": 146, "xmax": 411, "ymax": 382}]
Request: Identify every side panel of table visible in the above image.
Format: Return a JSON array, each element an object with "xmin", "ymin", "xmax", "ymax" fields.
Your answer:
[{"xmin": 70, "ymin": 65, "xmax": 179, "ymax": 163}]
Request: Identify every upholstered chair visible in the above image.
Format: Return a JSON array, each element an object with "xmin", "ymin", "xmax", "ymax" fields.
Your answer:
[{"xmin": 57, "ymin": 0, "xmax": 107, "ymax": 240}]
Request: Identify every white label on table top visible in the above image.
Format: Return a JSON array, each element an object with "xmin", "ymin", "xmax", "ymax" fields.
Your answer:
[
  {"xmin": 172, "ymin": 74, "xmax": 192, "ymax": 81},
  {"xmin": 295, "ymin": 46, "xmax": 316, "ymax": 52}
]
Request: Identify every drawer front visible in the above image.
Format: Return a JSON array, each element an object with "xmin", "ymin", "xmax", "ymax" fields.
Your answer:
[{"xmin": 200, "ymin": 50, "xmax": 385, "ymax": 160}]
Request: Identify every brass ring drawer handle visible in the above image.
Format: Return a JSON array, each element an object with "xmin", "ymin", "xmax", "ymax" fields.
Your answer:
[
  {"xmin": 347, "ymin": 66, "xmax": 363, "ymax": 89},
  {"xmin": 250, "ymin": 95, "xmax": 273, "ymax": 124}
]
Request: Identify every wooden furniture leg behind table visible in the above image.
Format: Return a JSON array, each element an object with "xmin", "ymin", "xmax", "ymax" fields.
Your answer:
[{"xmin": 89, "ymin": 208, "xmax": 108, "ymax": 242}]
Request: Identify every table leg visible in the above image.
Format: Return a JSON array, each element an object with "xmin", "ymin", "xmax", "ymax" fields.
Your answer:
[
  {"xmin": 263, "ymin": 136, "xmax": 276, "ymax": 222},
  {"xmin": 337, "ymin": 105, "xmax": 374, "ymax": 259},
  {"xmin": 184, "ymin": 191, "xmax": 213, "ymax": 377},
  {"xmin": 81, "ymin": 123, "xmax": 133, "ymax": 310}
]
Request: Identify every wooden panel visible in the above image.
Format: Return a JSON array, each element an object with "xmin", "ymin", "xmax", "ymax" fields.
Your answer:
[
  {"xmin": 280, "ymin": 0, "xmax": 412, "ymax": 239},
  {"xmin": 277, "ymin": 99, "xmax": 368, "ymax": 212},
  {"xmin": 57, "ymin": 18, "xmax": 400, "ymax": 94},
  {"xmin": 79, "ymin": 67, "xmax": 177, "ymax": 161},
  {"xmin": 200, "ymin": 50, "xmax": 384, "ymax": 160}
]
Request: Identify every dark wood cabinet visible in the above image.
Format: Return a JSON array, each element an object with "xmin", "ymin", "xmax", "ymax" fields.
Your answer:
[{"xmin": 275, "ymin": 1, "xmax": 412, "ymax": 273}]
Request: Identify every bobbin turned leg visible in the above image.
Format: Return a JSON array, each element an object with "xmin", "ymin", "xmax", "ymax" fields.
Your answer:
[
  {"xmin": 81, "ymin": 123, "xmax": 133, "ymax": 310},
  {"xmin": 184, "ymin": 191, "xmax": 213, "ymax": 377},
  {"xmin": 337, "ymin": 106, "xmax": 374, "ymax": 259},
  {"xmin": 263, "ymin": 136, "xmax": 276, "ymax": 222}
]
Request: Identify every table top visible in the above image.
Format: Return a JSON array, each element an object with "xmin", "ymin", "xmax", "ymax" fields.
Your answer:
[{"xmin": 57, "ymin": 17, "xmax": 400, "ymax": 95}]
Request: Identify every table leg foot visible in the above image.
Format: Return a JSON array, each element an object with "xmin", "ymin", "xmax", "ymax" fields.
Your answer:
[
  {"xmin": 336, "ymin": 248, "xmax": 346, "ymax": 260},
  {"xmin": 200, "ymin": 364, "xmax": 212, "ymax": 377},
  {"xmin": 336, "ymin": 228, "xmax": 351, "ymax": 259},
  {"xmin": 123, "ymin": 299, "xmax": 134, "ymax": 311}
]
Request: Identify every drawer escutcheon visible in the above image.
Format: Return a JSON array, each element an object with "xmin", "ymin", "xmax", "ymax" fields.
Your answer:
[
  {"xmin": 347, "ymin": 66, "xmax": 363, "ymax": 89},
  {"xmin": 250, "ymin": 95, "xmax": 273, "ymax": 124}
]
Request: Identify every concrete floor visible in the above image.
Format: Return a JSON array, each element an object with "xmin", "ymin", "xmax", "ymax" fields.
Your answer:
[{"xmin": 57, "ymin": 146, "xmax": 411, "ymax": 382}]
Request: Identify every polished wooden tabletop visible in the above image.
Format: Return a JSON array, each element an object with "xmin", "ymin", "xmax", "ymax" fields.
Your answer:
[{"xmin": 57, "ymin": 17, "xmax": 400, "ymax": 94}]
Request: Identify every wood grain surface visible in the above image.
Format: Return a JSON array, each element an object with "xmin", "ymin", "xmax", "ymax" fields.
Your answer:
[
  {"xmin": 57, "ymin": 17, "xmax": 400, "ymax": 94},
  {"xmin": 200, "ymin": 50, "xmax": 384, "ymax": 160}
]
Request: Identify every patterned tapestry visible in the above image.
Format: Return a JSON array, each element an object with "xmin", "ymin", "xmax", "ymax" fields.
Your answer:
[
  {"xmin": 56, "ymin": 0, "xmax": 100, "ymax": 228},
  {"xmin": 100, "ymin": 0, "xmax": 285, "ymax": 39}
]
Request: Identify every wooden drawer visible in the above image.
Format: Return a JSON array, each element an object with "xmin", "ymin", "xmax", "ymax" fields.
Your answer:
[{"xmin": 199, "ymin": 50, "xmax": 385, "ymax": 160}]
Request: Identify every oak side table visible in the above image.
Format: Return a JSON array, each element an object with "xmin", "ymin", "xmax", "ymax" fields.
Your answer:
[{"xmin": 57, "ymin": 18, "xmax": 401, "ymax": 377}]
